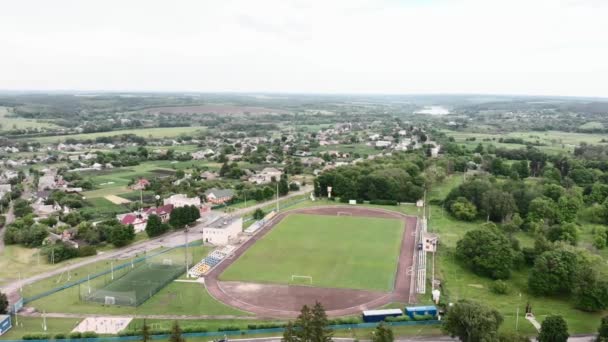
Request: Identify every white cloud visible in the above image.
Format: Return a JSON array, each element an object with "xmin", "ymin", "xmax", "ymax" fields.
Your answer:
[{"xmin": 0, "ymin": 0, "xmax": 607, "ymax": 97}]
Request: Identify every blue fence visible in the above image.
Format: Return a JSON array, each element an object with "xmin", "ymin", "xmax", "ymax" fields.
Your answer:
[
  {"xmin": 3, "ymin": 320, "xmax": 440, "ymax": 342},
  {"xmin": 23, "ymin": 241, "xmax": 202, "ymax": 305}
]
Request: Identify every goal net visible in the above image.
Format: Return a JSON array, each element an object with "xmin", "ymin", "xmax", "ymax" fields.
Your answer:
[{"xmin": 290, "ymin": 275, "xmax": 313, "ymax": 286}]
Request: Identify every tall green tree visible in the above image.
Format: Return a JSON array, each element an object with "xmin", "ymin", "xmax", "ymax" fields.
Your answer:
[
  {"xmin": 145, "ymin": 214, "xmax": 167, "ymax": 237},
  {"xmin": 528, "ymin": 247, "xmax": 579, "ymax": 295},
  {"xmin": 282, "ymin": 321, "xmax": 298, "ymax": 342},
  {"xmin": 169, "ymin": 321, "xmax": 184, "ymax": 342},
  {"xmin": 597, "ymin": 315, "xmax": 608, "ymax": 342},
  {"xmin": 141, "ymin": 319, "xmax": 151, "ymax": 342},
  {"xmin": 311, "ymin": 301, "xmax": 332, "ymax": 342},
  {"xmin": 279, "ymin": 174, "xmax": 289, "ymax": 196},
  {"xmin": 537, "ymin": 315, "xmax": 569, "ymax": 342},
  {"xmin": 0, "ymin": 291, "xmax": 8, "ymax": 314},
  {"xmin": 456, "ymin": 228, "xmax": 515, "ymax": 279},
  {"xmin": 371, "ymin": 322, "xmax": 394, "ymax": 342},
  {"xmin": 442, "ymin": 299, "xmax": 503, "ymax": 342}
]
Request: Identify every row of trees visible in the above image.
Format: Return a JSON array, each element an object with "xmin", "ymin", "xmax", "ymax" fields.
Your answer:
[{"xmin": 314, "ymin": 154, "xmax": 425, "ymax": 203}]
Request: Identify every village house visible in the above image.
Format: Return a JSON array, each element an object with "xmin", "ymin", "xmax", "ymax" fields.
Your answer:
[
  {"xmin": 164, "ymin": 194, "xmax": 201, "ymax": 208},
  {"xmin": 248, "ymin": 167, "xmax": 283, "ymax": 185},
  {"xmin": 204, "ymin": 188, "xmax": 235, "ymax": 205},
  {"xmin": 130, "ymin": 178, "xmax": 150, "ymax": 190}
]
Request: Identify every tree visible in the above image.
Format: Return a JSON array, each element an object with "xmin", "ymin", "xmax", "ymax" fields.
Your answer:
[
  {"xmin": 528, "ymin": 247, "xmax": 578, "ymax": 295},
  {"xmin": 442, "ymin": 299, "xmax": 503, "ymax": 342},
  {"xmin": 0, "ymin": 291, "xmax": 8, "ymax": 314},
  {"xmin": 528, "ymin": 197, "xmax": 559, "ymax": 225},
  {"xmin": 253, "ymin": 208, "xmax": 265, "ymax": 220},
  {"xmin": 481, "ymin": 189, "xmax": 517, "ymax": 223},
  {"xmin": 109, "ymin": 224, "xmax": 135, "ymax": 247},
  {"xmin": 456, "ymin": 228, "xmax": 515, "ymax": 279},
  {"xmin": 597, "ymin": 316, "xmax": 608, "ymax": 342},
  {"xmin": 574, "ymin": 264, "xmax": 608, "ymax": 312},
  {"xmin": 450, "ymin": 197, "xmax": 477, "ymax": 221},
  {"xmin": 141, "ymin": 319, "xmax": 151, "ymax": 342},
  {"xmin": 169, "ymin": 321, "xmax": 184, "ymax": 342},
  {"xmin": 512, "ymin": 160, "xmax": 530, "ymax": 179},
  {"xmin": 371, "ymin": 322, "xmax": 394, "ymax": 342},
  {"xmin": 546, "ymin": 223, "xmax": 578, "ymax": 245},
  {"xmin": 537, "ymin": 315, "xmax": 569, "ymax": 342},
  {"xmin": 558, "ymin": 195, "xmax": 582, "ymax": 223},
  {"xmin": 282, "ymin": 321, "xmax": 298, "ymax": 342},
  {"xmin": 279, "ymin": 174, "xmax": 289, "ymax": 196},
  {"xmin": 311, "ymin": 301, "xmax": 332, "ymax": 342},
  {"xmin": 145, "ymin": 214, "xmax": 168, "ymax": 238}
]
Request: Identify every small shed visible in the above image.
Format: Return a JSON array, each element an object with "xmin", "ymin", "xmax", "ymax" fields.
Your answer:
[
  {"xmin": 362, "ymin": 309, "xmax": 403, "ymax": 323},
  {"xmin": 0, "ymin": 315, "xmax": 12, "ymax": 336},
  {"xmin": 405, "ymin": 306, "xmax": 438, "ymax": 319}
]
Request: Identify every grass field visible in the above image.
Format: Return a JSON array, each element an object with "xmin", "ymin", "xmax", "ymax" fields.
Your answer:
[
  {"xmin": 28, "ymin": 127, "xmax": 205, "ymax": 144},
  {"xmin": 220, "ymin": 214, "xmax": 404, "ymax": 291},
  {"xmin": 83, "ymin": 262, "xmax": 184, "ymax": 306},
  {"xmin": 0, "ymin": 106, "xmax": 60, "ymax": 131},
  {"xmin": 442, "ymin": 129, "xmax": 607, "ymax": 154},
  {"xmin": 0, "ymin": 317, "xmax": 82, "ymax": 340}
]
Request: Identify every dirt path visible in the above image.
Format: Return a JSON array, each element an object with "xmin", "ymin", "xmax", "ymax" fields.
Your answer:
[{"xmin": 205, "ymin": 205, "xmax": 417, "ymax": 318}]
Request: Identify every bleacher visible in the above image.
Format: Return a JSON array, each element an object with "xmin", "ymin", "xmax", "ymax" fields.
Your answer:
[{"xmin": 187, "ymin": 245, "xmax": 237, "ymax": 278}]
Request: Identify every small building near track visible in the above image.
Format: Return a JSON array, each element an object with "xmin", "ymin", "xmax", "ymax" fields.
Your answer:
[
  {"xmin": 362, "ymin": 309, "xmax": 403, "ymax": 322},
  {"xmin": 0, "ymin": 315, "xmax": 12, "ymax": 336},
  {"xmin": 203, "ymin": 216, "xmax": 243, "ymax": 245}
]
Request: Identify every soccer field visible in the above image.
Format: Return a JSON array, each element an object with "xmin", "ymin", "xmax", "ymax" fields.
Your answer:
[{"xmin": 219, "ymin": 214, "xmax": 404, "ymax": 291}]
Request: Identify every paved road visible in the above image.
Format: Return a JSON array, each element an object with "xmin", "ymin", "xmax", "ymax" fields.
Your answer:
[{"xmin": 0, "ymin": 186, "xmax": 313, "ymax": 302}]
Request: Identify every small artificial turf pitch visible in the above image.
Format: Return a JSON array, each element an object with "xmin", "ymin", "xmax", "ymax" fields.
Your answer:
[{"xmin": 220, "ymin": 213, "xmax": 404, "ymax": 291}]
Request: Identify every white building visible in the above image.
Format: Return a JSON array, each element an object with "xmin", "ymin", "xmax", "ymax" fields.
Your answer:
[
  {"xmin": 203, "ymin": 216, "xmax": 243, "ymax": 245},
  {"xmin": 248, "ymin": 167, "xmax": 283, "ymax": 185},
  {"xmin": 163, "ymin": 194, "xmax": 201, "ymax": 208}
]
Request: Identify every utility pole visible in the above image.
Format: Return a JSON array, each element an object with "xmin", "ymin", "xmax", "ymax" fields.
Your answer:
[
  {"xmin": 276, "ymin": 182, "xmax": 279, "ymax": 212},
  {"xmin": 185, "ymin": 228, "xmax": 189, "ymax": 277},
  {"xmin": 111, "ymin": 261, "xmax": 114, "ymax": 280}
]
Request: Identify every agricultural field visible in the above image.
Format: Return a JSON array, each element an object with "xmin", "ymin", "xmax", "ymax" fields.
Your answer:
[
  {"xmin": 143, "ymin": 104, "xmax": 289, "ymax": 115},
  {"xmin": 0, "ymin": 106, "xmax": 60, "ymax": 131},
  {"xmin": 443, "ymin": 129, "xmax": 607, "ymax": 154},
  {"xmin": 220, "ymin": 214, "xmax": 404, "ymax": 291},
  {"xmin": 26, "ymin": 127, "xmax": 206, "ymax": 144}
]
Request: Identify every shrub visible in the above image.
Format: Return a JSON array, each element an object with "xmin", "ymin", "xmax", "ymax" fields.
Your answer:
[
  {"xmin": 490, "ymin": 280, "xmax": 510, "ymax": 295},
  {"xmin": 69, "ymin": 332, "xmax": 82, "ymax": 339},
  {"xmin": 54, "ymin": 333, "xmax": 67, "ymax": 339},
  {"xmin": 385, "ymin": 315, "xmax": 411, "ymax": 322},
  {"xmin": 217, "ymin": 326, "xmax": 240, "ymax": 331},
  {"xmin": 369, "ymin": 199, "xmax": 398, "ymax": 206},
  {"xmin": 82, "ymin": 331, "xmax": 98, "ymax": 338},
  {"xmin": 78, "ymin": 245, "xmax": 97, "ymax": 257},
  {"xmin": 22, "ymin": 334, "xmax": 51, "ymax": 340}
]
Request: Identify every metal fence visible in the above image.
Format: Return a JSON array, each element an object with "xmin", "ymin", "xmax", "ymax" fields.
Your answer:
[
  {"xmin": 3, "ymin": 320, "xmax": 441, "ymax": 342},
  {"xmin": 23, "ymin": 241, "xmax": 202, "ymax": 305}
]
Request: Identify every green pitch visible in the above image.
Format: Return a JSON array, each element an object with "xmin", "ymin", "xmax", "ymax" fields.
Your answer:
[{"xmin": 220, "ymin": 213, "xmax": 404, "ymax": 291}]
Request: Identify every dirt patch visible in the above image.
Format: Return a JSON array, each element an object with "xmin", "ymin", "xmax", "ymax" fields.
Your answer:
[
  {"xmin": 104, "ymin": 195, "xmax": 131, "ymax": 204},
  {"xmin": 204, "ymin": 205, "xmax": 417, "ymax": 318},
  {"xmin": 144, "ymin": 105, "xmax": 289, "ymax": 115}
]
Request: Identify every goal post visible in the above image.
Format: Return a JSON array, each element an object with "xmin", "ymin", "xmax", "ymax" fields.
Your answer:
[{"xmin": 290, "ymin": 275, "xmax": 313, "ymax": 285}]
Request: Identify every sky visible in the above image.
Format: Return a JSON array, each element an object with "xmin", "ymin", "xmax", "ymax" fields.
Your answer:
[{"xmin": 1, "ymin": 0, "xmax": 608, "ymax": 97}]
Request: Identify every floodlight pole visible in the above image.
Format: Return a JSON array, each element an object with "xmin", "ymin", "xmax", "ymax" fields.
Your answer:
[
  {"xmin": 276, "ymin": 182, "xmax": 279, "ymax": 212},
  {"xmin": 185, "ymin": 228, "xmax": 189, "ymax": 278},
  {"xmin": 42, "ymin": 311, "xmax": 47, "ymax": 331},
  {"xmin": 111, "ymin": 261, "xmax": 114, "ymax": 280}
]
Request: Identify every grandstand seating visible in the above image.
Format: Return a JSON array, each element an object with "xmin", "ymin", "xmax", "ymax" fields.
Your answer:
[{"xmin": 187, "ymin": 245, "xmax": 236, "ymax": 277}]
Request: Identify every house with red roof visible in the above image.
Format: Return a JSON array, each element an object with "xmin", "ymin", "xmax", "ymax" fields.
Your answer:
[{"xmin": 130, "ymin": 178, "xmax": 150, "ymax": 190}]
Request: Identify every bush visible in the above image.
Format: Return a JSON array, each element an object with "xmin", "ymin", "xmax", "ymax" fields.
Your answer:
[
  {"xmin": 412, "ymin": 314, "xmax": 435, "ymax": 321},
  {"xmin": 82, "ymin": 331, "xmax": 98, "ymax": 338},
  {"xmin": 69, "ymin": 332, "xmax": 82, "ymax": 339},
  {"xmin": 78, "ymin": 245, "xmax": 97, "ymax": 257},
  {"xmin": 490, "ymin": 280, "xmax": 510, "ymax": 294},
  {"xmin": 22, "ymin": 334, "xmax": 51, "ymax": 340},
  {"xmin": 385, "ymin": 315, "xmax": 411, "ymax": 322},
  {"xmin": 217, "ymin": 326, "xmax": 240, "ymax": 331},
  {"xmin": 54, "ymin": 333, "xmax": 67, "ymax": 339},
  {"xmin": 369, "ymin": 199, "xmax": 398, "ymax": 206}
]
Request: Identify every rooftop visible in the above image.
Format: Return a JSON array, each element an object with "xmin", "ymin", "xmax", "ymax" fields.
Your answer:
[{"xmin": 206, "ymin": 215, "xmax": 240, "ymax": 229}]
